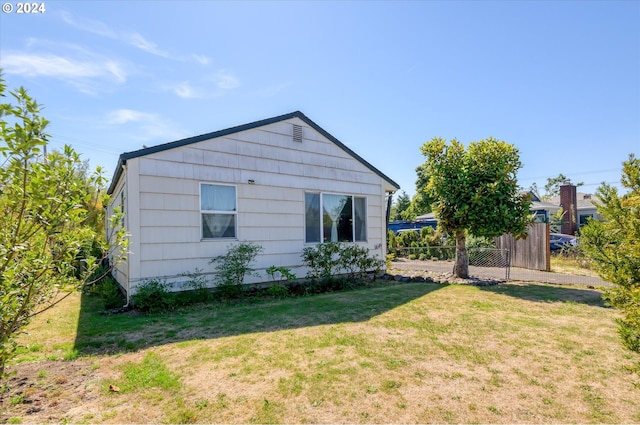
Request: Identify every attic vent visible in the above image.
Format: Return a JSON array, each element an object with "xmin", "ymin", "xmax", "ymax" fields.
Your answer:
[{"xmin": 292, "ymin": 124, "xmax": 303, "ymax": 143}]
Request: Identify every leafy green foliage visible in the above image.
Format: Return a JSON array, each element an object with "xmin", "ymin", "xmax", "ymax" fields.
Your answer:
[
  {"xmin": 301, "ymin": 242, "xmax": 382, "ymax": 283},
  {"xmin": 266, "ymin": 285, "xmax": 289, "ymax": 299},
  {"xmin": 390, "ymin": 191, "xmax": 411, "ymax": 221},
  {"xmin": 266, "ymin": 266, "xmax": 296, "ymax": 283},
  {"xmin": 580, "ymin": 153, "xmax": 640, "ymax": 353},
  {"xmin": 131, "ymin": 280, "xmax": 176, "ymax": 313},
  {"xmin": 89, "ymin": 273, "xmax": 125, "ymax": 310},
  {"xmin": 417, "ymin": 137, "xmax": 531, "ymax": 277},
  {"xmin": 0, "ymin": 77, "xmax": 127, "ymax": 375},
  {"xmin": 209, "ymin": 243, "xmax": 263, "ymax": 299}
]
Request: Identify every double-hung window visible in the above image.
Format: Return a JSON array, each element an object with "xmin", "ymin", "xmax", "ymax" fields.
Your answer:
[
  {"xmin": 305, "ymin": 192, "xmax": 367, "ymax": 243},
  {"xmin": 201, "ymin": 183, "xmax": 236, "ymax": 239}
]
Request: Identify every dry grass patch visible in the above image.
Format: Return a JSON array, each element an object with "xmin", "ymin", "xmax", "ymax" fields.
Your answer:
[{"xmin": 1, "ymin": 281, "xmax": 640, "ymax": 423}]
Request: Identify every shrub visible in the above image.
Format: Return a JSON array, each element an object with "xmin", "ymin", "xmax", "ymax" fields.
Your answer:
[
  {"xmin": 339, "ymin": 244, "xmax": 383, "ymax": 281},
  {"xmin": 210, "ymin": 243, "xmax": 263, "ymax": 299},
  {"xmin": 302, "ymin": 242, "xmax": 382, "ymax": 283},
  {"xmin": 266, "ymin": 285, "xmax": 289, "ymax": 299},
  {"xmin": 181, "ymin": 268, "xmax": 212, "ymax": 303},
  {"xmin": 266, "ymin": 266, "xmax": 296, "ymax": 283},
  {"xmin": 90, "ymin": 275, "xmax": 125, "ymax": 310},
  {"xmin": 131, "ymin": 280, "xmax": 175, "ymax": 313},
  {"xmin": 301, "ymin": 242, "xmax": 341, "ymax": 280}
]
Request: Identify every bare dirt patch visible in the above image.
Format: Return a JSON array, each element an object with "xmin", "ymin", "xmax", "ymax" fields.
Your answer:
[{"xmin": 1, "ymin": 360, "xmax": 102, "ymax": 423}]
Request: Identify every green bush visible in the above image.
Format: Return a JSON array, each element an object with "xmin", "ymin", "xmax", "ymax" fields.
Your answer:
[
  {"xmin": 91, "ymin": 275, "xmax": 125, "ymax": 310},
  {"xmin": 266, "ymin": 285, "xmax": 289, "ymax": 299},
  {"xmin": 301, "ymin": 242, "xmax": 382, "ymax": 283},
  {"xmin": 210, "ymin": 243, "xmax": 263, "ymax": 299},
  {"xmin": 181, "ymin": 268, "xmax": 212, "ymax": 303},
  {"xmin": 266, "ymin": 266, "xmax": 296, "ymax": 282},
  {"xmin": 131, "ymin": 280, "xmax": 175, "ymax": 313},
  {"xmin": 301, "ymin": 242, "xmax": 341, "ymax": 280}
]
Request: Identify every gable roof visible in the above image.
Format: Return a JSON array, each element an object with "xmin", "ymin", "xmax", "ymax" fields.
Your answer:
[{"xmin": 107, "ymin": 111, "xmax": 399, "ymax": 194}]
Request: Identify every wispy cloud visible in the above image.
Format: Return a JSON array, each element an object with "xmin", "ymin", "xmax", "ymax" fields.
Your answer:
[
  {"xmin": 193, "ymin": 54, "xmax": 211, "ymax": 65},
  {"xmin": 124, "ymin": 33, "xmax": 169, "ymax": 58},
  {"xmin": 255, "ymin": 82, "xmax": 293, "ymax": 97},
  {"xmin": 3, "ymin": 51, "xmax": 128, "ymax": 92},
  {"xmin": 60, "ymin": 10, "xmax": 116, "ymax": 38},
  {"xmin": 171, "ymin": 81, "xmax": 201, "ymax": 99},
  {"xmin": 165, "ymin": 71, "xmax": 241, "ymax": 99},
  {"xmin": 106, "ymin": 109, "xmax": 187, "ymax": 142},
  {"xmin": 60, "ymin": 10, "xmax": 169, "ymax": 58},
  {"xmin": 215, "ymin": 70, "xmax": 240, "ymax": 90}
]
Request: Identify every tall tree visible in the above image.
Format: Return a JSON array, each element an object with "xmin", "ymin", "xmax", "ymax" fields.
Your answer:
[
  {"xmin": 390, "ymin": 191, "xmax": 411, "ymax": 221},
  {"xmin": 0, "ymin": 78, "xmax": 127, "ymax": 376},
  {"xmin": 580, "ymin": 154, "xmax": 640, "ymax": 353},
  {"xmin": 419, "ymin": 137, "xmax": 531, "ymax": 278},
  {"xmin": 531, "ymin": 173, "xmax": 584, "ymax": 200}
]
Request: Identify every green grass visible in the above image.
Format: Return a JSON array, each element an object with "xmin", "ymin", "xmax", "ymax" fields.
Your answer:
[{"xmin": 6, "ymin": 280, "xmax": 640, "ymax": 423}]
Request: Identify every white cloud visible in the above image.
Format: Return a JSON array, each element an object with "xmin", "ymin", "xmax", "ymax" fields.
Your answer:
[
  {"xmin": 172, "ymin": 81, "xmax": 201, "ymax": 99},
  {"xmin": 106, "ymin": 109, "xmax": 154, "ymax": 125},
  {"xmin": 60, "ymin": 10, "xmax": 117, "ymax": 39},
  {"xmin": 60, "ymin": 10, "xmax": 170, "ymax": 58},
  {"xmin": 124, "ymin": 33, "xmax": 169, "ymax": 58},
  {"xmin": 165, "ymin": 72, "xmax": 241, "ymax": 99},
  {"xmin": 3, "ymin": 52, "xmax": 127, "ymax": 84},
  {"xmin": 256, "ymin": 82, "xmax": 293, "ymax": 97},
  {"xmin": 215, "ymin": 71, "xmax": 240, "ymax": 90},
  {"xmin": 193, "ymin": 54, "xmax": 211, "ymax": 65},
  {"xmin": 105, "ymin": 109, "xmax": 187, "ymax": 142}
]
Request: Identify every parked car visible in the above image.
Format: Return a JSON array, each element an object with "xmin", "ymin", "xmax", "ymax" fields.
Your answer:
[{"xmin": 550, "ymin": 233, "xmax": 577, "ymax": 250}]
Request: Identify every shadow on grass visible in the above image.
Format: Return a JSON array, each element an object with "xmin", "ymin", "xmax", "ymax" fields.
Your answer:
[
  {"xmin": 480, "ymin": 281, "xmax": 608, "ymax": 308},
  {"xmin": 74, "ymin": 281, "xmax": 445, "ymax": 356}
]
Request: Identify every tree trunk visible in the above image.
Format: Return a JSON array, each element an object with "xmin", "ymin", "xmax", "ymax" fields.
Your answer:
[{"xmin": 453, "ymin": 230, "xmax": 469, "ymax": 278}]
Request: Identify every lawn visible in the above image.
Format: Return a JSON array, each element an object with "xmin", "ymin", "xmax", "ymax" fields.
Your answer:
[{"xmin": 1, "ymin": 280, "xmax": 639, "ymax": 424}]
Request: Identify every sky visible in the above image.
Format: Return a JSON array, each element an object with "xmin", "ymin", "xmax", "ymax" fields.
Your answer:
[{"xmin": 1, "ymin": 1, "xmax": 638, "ymax": 200}]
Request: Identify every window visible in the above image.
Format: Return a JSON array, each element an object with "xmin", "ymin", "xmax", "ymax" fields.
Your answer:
[
  {"xmin": 201, "ymin": 183, "xmax": 236, "ymax": 239},
  {"xmin": 579, "ymin": 214, "xmax": 593, "ymax": 226},
  {"xmin": 305, "ymin": 192, "xmax": 367, "ymax": 243}
]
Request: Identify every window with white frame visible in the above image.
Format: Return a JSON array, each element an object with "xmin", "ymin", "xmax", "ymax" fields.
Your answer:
[
  {"xmin": 201, "ymin": 183, "xmax": 237, "ymax": 239},
  {"xmin": 305, "ymin": 192, "xmax": 367, "ymax": 243}
]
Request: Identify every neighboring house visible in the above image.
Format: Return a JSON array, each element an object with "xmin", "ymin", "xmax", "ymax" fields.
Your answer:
[
  {"xmin": 549, "ymin": 192, "xmax": 602, "ymax": 229},
  {"xmin": 105, "ymin": 111, "xmax": 400, "ymax": 299},
  {"xmin": 529, "ymin": 193, "xmax": 562, "ymax": 224}
]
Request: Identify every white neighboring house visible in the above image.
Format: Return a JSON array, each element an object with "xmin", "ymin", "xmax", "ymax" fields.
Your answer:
[{"xmin": 105, "ymin": 111, "xmax": 400, "ymax": 300}]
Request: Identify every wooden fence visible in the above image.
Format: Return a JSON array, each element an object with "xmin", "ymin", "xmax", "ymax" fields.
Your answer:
[{"xmin": 495, "ymin": 223, "xmax": 549, "ymax": 271}]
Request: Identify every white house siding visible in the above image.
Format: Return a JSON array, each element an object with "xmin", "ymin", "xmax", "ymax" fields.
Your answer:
[
  {"xmin": 111, "ymin": 116, "xmax": 395, "ymax": 293},
  {"xmin": 105, "ymin": 177, "xmax": 129, "ymax": 295}
]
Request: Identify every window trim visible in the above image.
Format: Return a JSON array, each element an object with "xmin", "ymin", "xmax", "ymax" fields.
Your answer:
[
  {"xmin": 200, "ymin": 182, "xmax": 238, "ymax": 240},
  {"xmin": 304, "ymin": 191, "xmax": 367, "ymax": 244}
]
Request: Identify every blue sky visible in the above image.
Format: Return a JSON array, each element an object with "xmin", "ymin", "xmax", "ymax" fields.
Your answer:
[{"xmin": 1, "ymin": 1, "xmax": 638, "ymax": 199}]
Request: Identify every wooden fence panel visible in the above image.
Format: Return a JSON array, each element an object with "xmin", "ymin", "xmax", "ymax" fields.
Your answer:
[{"xmin": 495, "ymin": 223, "xmax": 549, "ymax": 271}]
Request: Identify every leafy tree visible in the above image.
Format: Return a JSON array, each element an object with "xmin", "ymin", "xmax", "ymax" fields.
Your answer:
[
  {"xmin": 418, "ymin": 137, "xmax": 531, "ymax": 278},
  {"xmin": 0, "ymin": 78, "xmax": 127, "ymax": 376},
  {"xmin": 530, "ymin": 173, "xmax": 584, "ymax": 201},
  {"xmin": 390, "ymin": 190, "xmax": 411, "ymax": 221},
  {"xmin": 402, "ymin": 164, "xmax": 433, "ymax": 220},
  {"xmin": 580, "ymin": 154, "xmax": 640, "ymax": 353}
]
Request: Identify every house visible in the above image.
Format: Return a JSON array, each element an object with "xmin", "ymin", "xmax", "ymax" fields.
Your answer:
[
  {"xmin": 529, "ymin": 183, "xmax": 602, "ymax": 234},
  {"xmin": 105, "ymin": 111, "xmax": 400, "ymax": 300},
  {"xmin": 549, "ymin": 192, "xmax": 601, "ymax": 230},
  {"xmin": 529, "ymin": 193, "xmax": 562, "ymax": 224}
]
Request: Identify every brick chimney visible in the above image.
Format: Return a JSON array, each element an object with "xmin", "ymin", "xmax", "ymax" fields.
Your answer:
[{"xmin": 559, "ymin": 181, "xmax": 577, "ymax": 235}]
